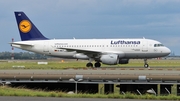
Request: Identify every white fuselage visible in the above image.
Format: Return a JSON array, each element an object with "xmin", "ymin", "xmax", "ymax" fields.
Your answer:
[{"xmin": 12, "ymin": 38, "xmax": 171, "ymax": 60}]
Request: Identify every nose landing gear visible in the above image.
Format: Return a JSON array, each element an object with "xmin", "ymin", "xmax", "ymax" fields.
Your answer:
[{"xmin": 144, "ymin": 59, "xmax": 149, "ymax": 68}]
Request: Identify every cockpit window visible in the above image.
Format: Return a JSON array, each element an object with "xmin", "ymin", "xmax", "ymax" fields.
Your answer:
[{"xmin": 154, "ymin": 44, "xmax": 164, "ymax": 47}]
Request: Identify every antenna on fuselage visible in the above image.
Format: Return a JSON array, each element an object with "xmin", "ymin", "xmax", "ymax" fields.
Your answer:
[{"xmin": 143, "ymin": 37, "xmax": 145, "ymax": 39}]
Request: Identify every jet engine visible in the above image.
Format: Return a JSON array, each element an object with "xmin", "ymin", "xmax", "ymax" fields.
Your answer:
[{"xmin": 100, "ymin": 54, "xmax": 119, "ymax": 65}]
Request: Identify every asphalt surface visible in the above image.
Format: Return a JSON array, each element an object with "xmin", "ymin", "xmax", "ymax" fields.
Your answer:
[
  {"xmin": 0, "ymin": 68, "xmax": 179, "ymax": 75},
  {"xmin": 0, "ymin": 96, "xmax": 172, "ymax": 101}
]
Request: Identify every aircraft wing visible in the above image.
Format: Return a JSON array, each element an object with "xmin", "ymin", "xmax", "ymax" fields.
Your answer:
[
  {"xmin": 59, "ymin": 47, "xmax": 100, "ymax": 54},
  {"xmin": 57, "ymin": 47, "xmax": 124, "ymax": 57}
]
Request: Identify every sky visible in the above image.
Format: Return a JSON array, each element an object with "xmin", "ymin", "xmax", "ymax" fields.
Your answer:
[{"xmin": 0, "ymin": 0, "xmax": 180, "ymax": 55}]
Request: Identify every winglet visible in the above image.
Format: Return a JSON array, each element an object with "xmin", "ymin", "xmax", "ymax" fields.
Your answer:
[{"xmin": 14, "ymin": 12, "xmax": 48, "ymax": 41}]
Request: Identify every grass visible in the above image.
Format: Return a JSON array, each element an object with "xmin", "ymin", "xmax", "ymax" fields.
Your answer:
[
  {"xmin": 0, "ymin": 59, "xmax": 180, "ymax": 69},
  {"xmin": 0, "ymin": 86, "xmax": 180, "ymax": 100}
]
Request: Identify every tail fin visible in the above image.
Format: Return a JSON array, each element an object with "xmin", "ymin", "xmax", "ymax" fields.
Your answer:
[{"xmin": 14, "ymin": 12, "xmax": 48, "ymax": 41}]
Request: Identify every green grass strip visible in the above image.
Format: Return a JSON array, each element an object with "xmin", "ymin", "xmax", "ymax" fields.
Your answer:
[
  {"xmin": 0, "ymin": 59, "xmax": 180, "ymax": 69},
  {"xmin": 0, "ymin": 86, "xmax": 180, "ymax": 100}
]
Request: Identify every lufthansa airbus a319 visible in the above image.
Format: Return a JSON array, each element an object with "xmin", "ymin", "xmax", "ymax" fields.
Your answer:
[{"xmin": 11, "ymin": 12, "xmax": 171, "ymax": 68}]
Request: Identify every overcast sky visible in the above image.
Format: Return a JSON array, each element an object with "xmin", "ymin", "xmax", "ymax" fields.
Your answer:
[{"xmin": 0, "ymin": 0, "xmax": 180, "ymax": 55}]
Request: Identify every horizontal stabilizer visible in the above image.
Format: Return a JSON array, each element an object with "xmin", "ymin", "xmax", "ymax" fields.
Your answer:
[{"xmin": 10, "ymin": 42, "xmax": 34, "ymax": 46}]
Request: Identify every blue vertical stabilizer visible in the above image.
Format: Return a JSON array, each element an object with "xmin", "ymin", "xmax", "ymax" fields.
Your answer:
[{"xmin": 14, "ymin": 12, "xmax": 48, "ymax": 41}]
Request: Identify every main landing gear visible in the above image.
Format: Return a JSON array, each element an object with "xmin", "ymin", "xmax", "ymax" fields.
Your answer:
[
  {"xmin": 86, "ymin": 62, "xmax": 93, "ymax": 67},
  {"xmin": 144, "ymin": 59, "xmax": 149, "ymax": 68},
  {"xmin": 94, "ymin": 62, "xmax": 101, "ymax": 67},
  {"xmin": 86, "ymin": 62, "xmax": 101, "ymax": 68}
]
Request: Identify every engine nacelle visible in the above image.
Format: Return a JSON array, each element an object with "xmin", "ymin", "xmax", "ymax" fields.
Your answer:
[
  {"xmin": 119, "ymin": 59, "xmax": 129, "ymax": 64},
  {"xmin": 100, "ymin": 54, "xmax": 119, "ymax": 65}
]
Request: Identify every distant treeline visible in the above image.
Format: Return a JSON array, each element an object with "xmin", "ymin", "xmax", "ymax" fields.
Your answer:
[{"xmin": 0, "ymin": 52, "xmax": 47, "ymax": 59}]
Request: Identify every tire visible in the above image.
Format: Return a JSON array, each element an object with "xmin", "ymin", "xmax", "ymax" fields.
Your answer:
[
  {"xmin": 94, "ymin": 62, "xmax": 101, "ymax": 68},
  {"xmin": 144, "ymin": 64, "xmax": 149, "ymax": 68},
  {"xmin": 86, "ymin": 63, "xmax": 93, "ymax": 67}
]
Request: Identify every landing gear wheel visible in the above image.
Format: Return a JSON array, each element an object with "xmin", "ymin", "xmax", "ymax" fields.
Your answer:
[
  {"xmin": 94, "ymin": 62, "xmax": 101, "ymax": 68},
  {"xmin": 144, "ymin": 64, "xmax": 149, "ymax": 68},
  {"xmin": 144, "ymin": 59, "xmax": 149, "ymax": 68},
  {"xmin": 86, "ymin": 63, "xmax": 93, "ymax": 67}
]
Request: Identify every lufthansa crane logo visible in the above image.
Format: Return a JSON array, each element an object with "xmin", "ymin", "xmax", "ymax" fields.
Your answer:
[{"xmin": 19, "ymin": 20, "xmax": 32, "ymax": 33}]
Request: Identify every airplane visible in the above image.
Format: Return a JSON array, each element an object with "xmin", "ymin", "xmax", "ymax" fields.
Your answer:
[{"xmin": 11, "ymin": 12, "xmax": 171, "ymax": 68}]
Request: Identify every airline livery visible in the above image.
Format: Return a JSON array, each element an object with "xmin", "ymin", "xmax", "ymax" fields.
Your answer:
[{"xmin": 11, "ymin": 12, "xmax": 171, "ymax": 68}]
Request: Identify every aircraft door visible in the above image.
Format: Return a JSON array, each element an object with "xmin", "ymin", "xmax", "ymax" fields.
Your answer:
[{"xmin": 142, "ymin": 40, "xmax": 148, "ymax": 52}]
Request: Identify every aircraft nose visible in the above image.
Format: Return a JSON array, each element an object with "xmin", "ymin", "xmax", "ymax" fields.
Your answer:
[{"xmin": 164, "ymin": 47, "xmax": 171, "ymax": 55}]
